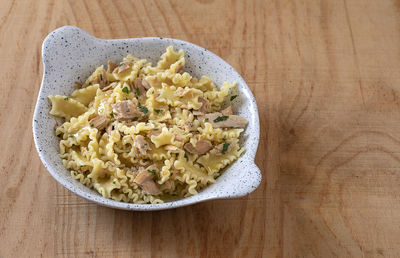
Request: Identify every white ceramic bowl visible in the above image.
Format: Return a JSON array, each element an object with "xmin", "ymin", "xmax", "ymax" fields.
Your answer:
[{"xmin": 33, "ymin": 26, "xmax": 261, "ymax": 211}]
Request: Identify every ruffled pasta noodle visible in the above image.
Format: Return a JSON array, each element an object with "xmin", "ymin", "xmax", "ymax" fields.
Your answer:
[{"xmin": 49, "ymin": 46, "xmax": 247, "ymax": 204}]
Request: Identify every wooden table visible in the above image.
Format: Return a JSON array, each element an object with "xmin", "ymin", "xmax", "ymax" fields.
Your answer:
[{"xmin": 2, "ymin": 0, "xmax": 400, "ymax": 257}]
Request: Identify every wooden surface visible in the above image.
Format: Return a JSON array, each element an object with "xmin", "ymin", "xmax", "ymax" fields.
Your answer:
[{"xmin": 1, "ymin": 0, "xmax": 400, "ymax": 257}]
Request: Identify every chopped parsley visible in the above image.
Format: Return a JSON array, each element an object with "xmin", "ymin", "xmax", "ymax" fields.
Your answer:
[
  {"xmin": 205, "ymin": 118, "xmax": 209, "ymax": 122},
  {"xmin": 119, "ymin": 63, "xmax": 123, "ymax": 67},
  {"xmin": 88, "ymin": 82, "xmax": 92, "ymax": 85},
  {"xmin": 138, "ymin": 103, "xmax": 148, "ymax": 114},
  {"xmin": 213, "ymin": 115, "xmax": 229, "ymax": 123},
  {"xmin": 221, "ymin": 142, "xmax": 230, "ymax": 154},
  {"xmin": 122, "ymin": 87, "xmax": 130, "ymax": 93},
  {"xmin": 73, "ymin": 172, "xmax": 77, "ymax": 176},
  {"xmin": 154, "ymin": 109, "xmax": 163, "ymax": 114},
  {"xmin": 237, "ymin": 147, "xmax": 242, "ymax": 152},
  {"xmin": 90, "ymin": 123, "xmax": 94, "ymax": 127},
  {"xmin": 64, "ymin": 97, "xmax": 69, "ymax": 101},
  {"xmin": 230, "ymin": 95, "xmax": 238, "ymax": 101},
  {"xmin": 136, "ymin": 87, "xmax": 140, "ymax": 96},
  {"xmin": 133, "ymin": 117, "xmax": 139, "ymax": 121},
  {"xmin": 112, "ymin": 181, "xmax": 116, "ymax": 184},
  {"xmin": 147, "ymin": 169, "xmax": 157, "ymax": 177},
  {"xmin": 68, "ymin": 135, "xmax": 74, "ymax": 138}
]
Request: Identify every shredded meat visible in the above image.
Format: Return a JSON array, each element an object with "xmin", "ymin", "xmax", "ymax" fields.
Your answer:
[
  {"xmin": 198, "ymin": 96, "xmax": 209, "ymax": 113},
  {"xmin": 106, "ymin": 123, "xmax": 114, "ymax": 135},
  {"xmin": 133, "ymin": 165, "xmax": 161, "ymax": 195},
  {"xmin": 93, "ymin": 69, "xmax": 108, "ymax": 90},
  {"xmin": 89, "ymin": 115, "xmax": 109, "ymax": 130},
  {"xmin": 107, "ymin": 60, "xmax": 118, "ymax": 73},
  {"xmin": 204, "ymin": 112, "xmax": 248, "ymax": 128},
  {"xmin": 141, "ymin": 79, "xmax": 151, "ymax": 90},
  {"xmin": 184, "ymin": 140, "xmax": 213, "ymax": 155},
  {"xmin": 74, "ymin": 81, "xmax": 83, "ymax": 89},
  {"xmin": 112, "ymin": 100, "xmax": 142, "ymax": 121},
  {"xmin": 221, "ymin": 106, "xmax": 233, "ymax": 115},
  {"xmin": 114, "ymin": 63, "xmax": 130, "ymax": 74},
  {"xmin": 164, "ymin": 144, "xmax": 179, "ymax": 151},
  {"xmin": 176, "ymin": 62, "xmax": 184, "ymax": 73},
  {"xmin": 134, "ymin": 78, "xmax": 148, "ymax": 96},
  {"xmin": 162, "ymin": 180, "xmax": 174, "ymax": 190},
  {"xmin": 135, "ymin": 135, "xmax": 151, "ymax": 155},
  {"xmin": 174, "ymin": 133, "xmax": 186, "ymax": 142},
  {"xmin": 147, "ymin": 128, "xmax": 162, "ymax": 138},
  {"xmin": 214, "ymin": 141, "xmax": 234, "ymax": 155},
  {"xmin": 101, "ymin": 82, "xmax": 117, "ymax": 91}
]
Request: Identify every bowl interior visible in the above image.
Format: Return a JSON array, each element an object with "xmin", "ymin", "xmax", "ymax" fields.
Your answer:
[{"xmin": 33, "ymin": 26, "xmax": 261, "ymax": 210}]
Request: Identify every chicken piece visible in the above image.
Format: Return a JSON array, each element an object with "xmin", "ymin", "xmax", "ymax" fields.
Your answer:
[
  {"xmin": 134, "ymin": 78, "xmax": 148, "ymax": 96},
  {"xmin": 162, "ymin": 180, "xmax": 174, "ymax": 191},
  {"xmin": 204, "ymin": 112, "xmax": 248, "ymax": 128},
  {"xmin": 214, "ymin": 141, "xmax": 234, "ymax": 155},
  {"xmin": 141, "ymin": 79, "xmax": 151, "ymax": 90},
  {"xmin": 176, "ymin": 63, "xmax": 184, "ymax": 73},
  {"xmin": 133, "ymin": 165, "xmax": 161, "ymax": 195},
  {"xmin": 93, "ymin": 69, "xmax": 108, "ymax": 90},
  {"xmin": 221, "ymin": 105, "xmax": 233, "ymax": 115},
  {"xmin": 184, "ymin": 140, "xmax": 213, "ymax": 155},
  {"xmin": 101, "ymin": 81, "xmax": 117, "ymax": 91},
  {"xmin": 112, "ymin": 100, "xmax": 142, "ymax": 121},
  {"xmin": 74, "ymin": 81, "xmax": 83, "ymax": 89},
  {"xmin": 89, "ymin": 115, "xmax": 109, "ymax": 130},
  {"xmin": 198, "ymin": 96, "xmax": 209, "ymax": 113},
  {"xmin": 114, "ymin": 63, "xmax": 130, "ymax": 74},
  {"xmin": 164, "ymin": 144, "xmax": 179, "ymax": 151},
  {"xmin": 106, "ymin": 123, "xmax": 114, "ymax": 135},
  {"xmin": 135, "ymin": 135, "xmax": 151, "ymax": 155},
  {"xmin": 147, "ymin": 128, "xmax": 162, "ymax": 138},
  {"xmin": 174, "ymin": 133, "xmax": 186, "ymax": 142},
  {"xmin": 107, "ymin": 60, "xmax": 118, "ymax": 73}
]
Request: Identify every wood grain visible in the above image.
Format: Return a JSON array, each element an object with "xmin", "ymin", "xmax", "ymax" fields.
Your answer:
[{"xmin": 1, "ymin": 0, "xmax": 400, "ymax": 257}]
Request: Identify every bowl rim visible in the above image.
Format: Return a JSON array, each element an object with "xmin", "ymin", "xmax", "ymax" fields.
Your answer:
[{"xmin": 33, "ymin": 26, "xmax": 261, "ymax": 211}]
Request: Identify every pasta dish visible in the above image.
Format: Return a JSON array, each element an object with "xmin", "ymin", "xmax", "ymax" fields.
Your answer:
[{"xmin": 49, "ymin": 46, "xmax": 247, "ymax": 204}]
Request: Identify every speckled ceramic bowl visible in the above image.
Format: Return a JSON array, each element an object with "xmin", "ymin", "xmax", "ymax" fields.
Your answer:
[{"xmin": 33, "ymin": 26, "xmax": 261, "ymax": 211}]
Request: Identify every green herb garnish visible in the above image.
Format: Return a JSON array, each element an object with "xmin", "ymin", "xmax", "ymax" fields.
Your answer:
[
  {"xmin": 133, "ymin": 117, "xmax": 139, "ymax": 121},
  {"xmin": 213, "ymin": 115, "xmax": 229, "ymax": 123},
  {"xmin": 64, "ymin": 97, "xmax": 69, "ymax": 101},
  {"xmin": 205, "ymin": 118, "xmax": 209, "ymax": 122},
  {"xmin": 147, "ymin": 169, "xmax": 157, "ymax": 177},
  {"xmin": 112, "ymin": 181, "xmax": 116, "ymax": 184},
  {"xmin": 230, "ymin": 95, "xmax": 238, "ymax": 101},
  {"xmin": 222, "ymin": 142, "xmax": 230, "ymax": 154},
  {"xmin": 122, "ymin": 87, "xmax": 130, "ymax": 93},
  {"xmin": 136, "ymin": 87, "xmax": 140, "ymax": 96},
  {"xmin": 138, "ymin": 103, "xmax": 148, "ymax": 114},
  {"xmin": 73, "ymin": 172, "xmax": 77, "ymax": 176},
  {"xmin": 88, "ymin": 82, "xmax": 92, "ymax": 85},
  {"xmin": 154, "ymin": 109, "xmax": 163, "ymax": 114},
  {"xmin": 90, "ymin": 123, "xmax": 94, "ymax": 127},
  {"xmin": 68, "ymin": 135, "xmax": 74, "ymax": 138},
  {"xmin": 237, "ymin": 147, "xmax": 242, "ymax": 152}
]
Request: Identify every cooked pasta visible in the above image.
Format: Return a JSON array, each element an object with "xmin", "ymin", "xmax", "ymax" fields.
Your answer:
[{"xmin": 49, "ymin": 46, "xmax": 248, "ymax": 204}]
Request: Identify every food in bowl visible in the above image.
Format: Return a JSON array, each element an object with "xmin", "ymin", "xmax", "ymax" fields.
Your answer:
[{"xmin": 48, "ymin": 46, "xmax": 248, "ymax": 204}]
